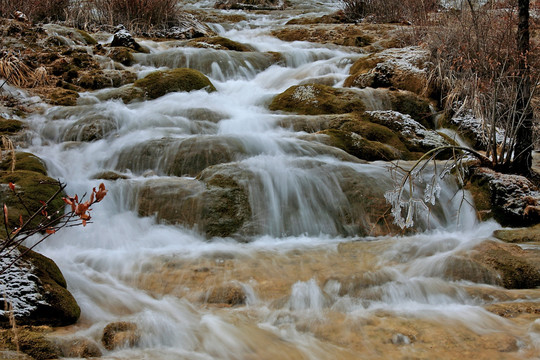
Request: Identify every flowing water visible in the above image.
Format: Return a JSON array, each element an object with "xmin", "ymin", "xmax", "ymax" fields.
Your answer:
[{"xmin": 19, "ymin": 1, "xmax": 540, "ymax": 359}]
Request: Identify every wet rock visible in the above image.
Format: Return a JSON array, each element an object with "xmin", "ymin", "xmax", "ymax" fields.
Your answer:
[
  {"xmin": 115, "ymin": 136, "xmax": 246, "ymax": 177},
  {"xmin": 485, "ymin": 302, "xmax": 540, "ymax": 318},
  {"xmin": 0, "ymin": 327, "xmax": 61, "ymax": 360},
  {"xmin": 62, "ymin": 114, "xmax": 118, "ymax": 142},
  {"xmin": 468, "ymin": 167, "xmax": 540, "ymax": 227},
  {"xmin": 94, "ymin": 84, "xmax": 145, "ymax": 104},
  {"xmin": 49, "ymin": 88, "xmax": 79, "ymax": 106},
  {"xmin": 76, "ymin": 70, "xmax": 112, "ymax": 90},
  {"xmin": 0, "ymin": 117, "xmax": 24, "ymax": 134},
  {"xmin": 101, "ymin": 321, "xmax": 140, "ymax": 350},
  {"xmin": 59, "ymin": 337, "xmax": 102, "ymax": 358},
  {"xmin": 187, "ymin": 36, "xmax": 255, "ymax": 52},
  {"xmin": 92, "ymin": 171, "xmax": 130, "ymax": 181},
  {"xmin": 493, "ymin": 224, "xmax": 540, "ymax": 243},
  {"xmin": 316, "ymin": 128, "xmax": 400, "ymax": 161},
  {"xmin": 108, "ymin": 47, "xmax": 135, "ymax": 66},
  {"xmin": 215, "ymin": 0, "xmax": 285, "ymax": 10},
  {"xmin": 42, "ymin": 24, "xmax": 96, "ymax": 46},
  {"xmin": 205, "ymin": 284, "xmax": 246, "ymax": 306},
  {"xmin": 444, "ymin": 241, "xmax": 540, "ymax": 289},
  {"xmin": 137, "ymin": 167, "xmax": 252, "ymax": 238},
  {"xmin": 133, "ymin": 68, "xmax": 216, "ymax": 100}
]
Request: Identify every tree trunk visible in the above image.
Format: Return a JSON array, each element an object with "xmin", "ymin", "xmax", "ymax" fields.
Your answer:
[{"xmin": 512, "ymin": 0, "xmax": 533, "ymax": 175}]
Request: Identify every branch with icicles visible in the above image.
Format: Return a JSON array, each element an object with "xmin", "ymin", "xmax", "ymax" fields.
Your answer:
[
  {"xmin": 0, "ymin": 180, "xmax": 107, "ymax": 275},
  {"xmin": 384, "ymin": 145, "xmax": 491, "ymax": 229}
]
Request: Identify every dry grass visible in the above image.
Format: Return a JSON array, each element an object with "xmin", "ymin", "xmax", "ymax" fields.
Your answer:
[
  {"xmin": 0, "ymin": 51, "xmax": 33, "ymax": 88},
  {"xmin": 32, "ymin": 67, "xmax": 50, "ymax": 88},
  {"xmin": 0, "ymin": 0, "xmax": 69, "ymax": 22},
  {"xmin": 340, "ymin": 0, "xmax": 437, "ymax": 24},
  {"xmin": 0, "ymin": 135, "xmax": 16, "ymax": 173}
]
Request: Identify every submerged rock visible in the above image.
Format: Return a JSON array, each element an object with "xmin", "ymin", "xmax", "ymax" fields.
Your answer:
[
  {"xmin": 205, "ymin": 284, "xmax": 247, "ymax": 306},
  {"xmin": 101, "ymin": 322, "xmax": 140, "ymax": 350},
  {"xmin": 443, "ymin": 241, "xmax": 540, "ymax": 289},
  {"xmin": 215, "ymin": 0, "xmax": 285, "ymax": 10},
  {"xmin": 133, "ymin": 68, "xmax": 216, "ymax": 99},
  {"xmin": 187, "ymin": 36, "xmax": 255, "ymax": 52},
  {"xmin": 58, "ymin": 337, "xmax": 102, "ymax": 358}
]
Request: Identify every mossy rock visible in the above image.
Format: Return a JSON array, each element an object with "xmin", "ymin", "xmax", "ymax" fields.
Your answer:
[
  {"xmin": 77, "ymin": 70, "xmax": 112, "ymax": 90},
  {"xmin": 0, "ymin": 327, "xmax": 61, "ymax": 360},
  {"xmin": 464, "ymin": 173, "xmax": 493, "ymax": 221},
  {"xmin": 187, "ymin": 36, "xmax": 254, "ymax": 52},
  {"xmin": 206, "ymin": 284, "xmax": 246, "ymax": 306},
  {"xmin": 76, "ymin": 29, "xmax": 97, "ymax": 45},
  {"xmin": 108, "ymin": 47, "xmax": 135, "ymax": 66},
  {"xmin": 0, "ymin": 152, "xmax": 47, "ymax": 175},
  {"xmin": 269, "ymin": 84, "xmax": 366, "ymax": 115},
  {"xmin": 317, "ymin": 129, "xmax": 400, "ymax": 161},
  {"xmin": 0, "ymin": 118, "xmax": 24, "ymax": 134},
  {"xmin": 133, "ymin": 68, "xmax": 216, "ymax": 100},
  {"xmin": 49, "ymin": 88, "xmax": 79, "ymax": 106},
  {"xmin": 389, "ymin": 91, "xmax": 434, "ymax": 129},
  {"xmin": 60, "ymin": 337, "xmax": 102, "ymax": 358},
  {"xmin": 347, "ymin": 55, "xmax": 383, "ymax": 78},
  {"xmin": 17, "ymin": 246, "xmax": 81, "ymax": 326},
  {"xmin": 335, "ymin": 115, "xmax": 412, "ymax": 158},
  {"xmin": 0, "ymin": 170, "xmax": 65, "ymax": 230}
]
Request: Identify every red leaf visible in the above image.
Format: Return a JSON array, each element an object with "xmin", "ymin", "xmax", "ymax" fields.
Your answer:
[
  {"xmin": 62, "ymin": 197, "xmax": 73, "ymax": 205},
  {"xmin": 45, "ymin": 228, "xmax": 56, "ymax": 234},
  {"xmin": 3, "ymin": 204, "xmax": 8, "ymax": 226},
  {"xmin": 19, "ymin": 214, "xmax": 23, "ymax": 227},
  {"xmin": 82, "ymin": 219, "xmax": 87, "ymax": 227},
  {"xmin": 95, "ymin": 183, "xmax": 107, "ymax": 202},
  {"xmin": 8, "ymin": 182, "xmax": 15, "ymax": 191}
]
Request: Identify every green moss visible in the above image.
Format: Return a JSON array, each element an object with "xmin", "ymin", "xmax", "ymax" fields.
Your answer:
[
  {"xmin": 349, "ymin": 55, "xmax": 382, "ymax": 76},
  {"xmin": 188, "ymin": 36, "xmax": 254, "ymax": 52},
  {"xmin": 108, "ymin": 47, "xmax": 135, "ymax": 66},
  {"xmin": 269, "ymin": 84, "xmax": 366, "ymax": 115},
  {"xmin": 133, "ymin": 68, "xmax": 216, "ymax": 100},
  {"xmin": 0, "ymin": 170, "xmax": 65, "ymax": 230},
  {"xmin": 318, "ymin": 129, "xmax": 399, "ymax": 161},
  {"xmin": 338, "ymin": 116, "xmax": 411, "ymax": 158},
  {"xmin": 0, "ymin": 118, "xmax": 24, "ymax": 134},
  {"xmin": 0, "ymin": 328, "xmax": 61, "ymax": 360},
  {"xmin": 77, "ymin": 70, "xmax": 110, "ymax": 90},
  {"xmin": 390, "ymin": 91, "xmax": 434, "ymax": 128},
  {"xmin": 0, "ymin": 152, "xmax": 48, "ymax": 174},
  {"xmin": 49, "ymin": 88, "xmax": 79, "ymax": 106},
  {"xmin": 76, "ymin": 29, "xmax": 97, "ymax": 45}
]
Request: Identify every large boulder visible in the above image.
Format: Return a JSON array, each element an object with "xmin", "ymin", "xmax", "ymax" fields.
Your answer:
[
  {"xmin": 345, "ymin": 47, "xmax": 433, "ymax": 97},
  {"xmin": 0, "ymin": 152, "xmax": 65, "ymax": 229},
  {"xmin": 442, "ymin": 241, "xmax": 540, "ymax": 289},
  {"xmin": 133, "ymin": 68, "xmax": 216, "ymax": 100},
  {"xmin": 466, "ymin": 167, "xmax": 540, "ymax": 227},
  {"xmin": 0, "ymin": 247, "xmax": 80, "ymax": 327},
  {"xmin": 269, "ymin": 84, "xmax": 435, "ymax": 128}
]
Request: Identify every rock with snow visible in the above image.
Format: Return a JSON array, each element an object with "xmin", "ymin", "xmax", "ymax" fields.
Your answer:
[
  {"xmin": 145, "ymin": 13, "xmax": 215, "ymax": 39},
  {"xmin": 447, "ymin": 110, "xmax": 506, "ymax": 150},
  {"xmin": 0, "ymin": 247, "xmax": 80, "ymax": 327},
  {"xmin": 111, "ymin": 25, "xmax": 143, "ymax": 51},
  {"xmin": 366, "ymin": 110, "xmax": 451, "ymax": 153},
  {"xmin": 470, "ymin": 167, "xmax": 540, "ymax": 227}
]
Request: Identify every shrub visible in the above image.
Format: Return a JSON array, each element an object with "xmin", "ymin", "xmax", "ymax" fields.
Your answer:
[
  {"xmin": 67, "ymin": 0, "xmax": 182, "ymax": 33},
  {"xmin": 0, "ymin": 0, "xmax": 69, "ymax": 22},
  {"xmin": 339, "ymin": 0, "xmax": 437, "ymax": 24}
]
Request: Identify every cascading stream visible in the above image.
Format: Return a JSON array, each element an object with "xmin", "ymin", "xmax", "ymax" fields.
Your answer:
[{"xmin": 16, "ymin": 1, "xmax": 540, "ymax": 358}]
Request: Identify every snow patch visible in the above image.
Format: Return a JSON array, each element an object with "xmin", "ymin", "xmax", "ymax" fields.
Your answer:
[{"xmin": 0, "ymin": 248, "xmax": 47, "ymax": 318}]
